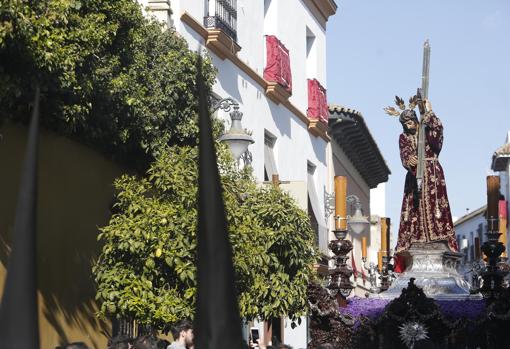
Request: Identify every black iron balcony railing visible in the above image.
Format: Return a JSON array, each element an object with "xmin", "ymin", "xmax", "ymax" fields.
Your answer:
[{"xmin": 204, "ymin": 0, "xmax": 237, "ymax": 42}]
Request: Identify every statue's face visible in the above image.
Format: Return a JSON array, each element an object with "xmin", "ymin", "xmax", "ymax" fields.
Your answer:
[{"xmin": 404, "ymin": 120, "xmax": 418, "ymax": 134}]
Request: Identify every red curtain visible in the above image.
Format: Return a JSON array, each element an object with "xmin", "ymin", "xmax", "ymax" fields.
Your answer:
[
  {"xmin": 307, "ymin": 78, "xmax": 328, "ymax": 124},
  {"xmin": 499, "ymin": 200, "xmax": 508, "ymax": 220},
  {"xmin": 263, "ymin": 35, "xmax": 292, "ymax": 93}
]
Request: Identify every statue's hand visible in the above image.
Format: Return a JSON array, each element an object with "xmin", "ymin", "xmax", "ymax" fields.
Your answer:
[
  {"xmin": 408, "ymin": 155, "xmax": 418, "ymax": 167},
  {"xmin": 425, "ymin": 99, "xmax": 432, "ymax": 112}
]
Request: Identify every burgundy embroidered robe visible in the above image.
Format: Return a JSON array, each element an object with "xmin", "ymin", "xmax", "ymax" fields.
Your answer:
[{"xmin": 395, "ymin": 111, "xmax": 458, "ymax": 253}]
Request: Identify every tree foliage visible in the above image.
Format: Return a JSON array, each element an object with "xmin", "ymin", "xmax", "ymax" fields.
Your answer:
[
  {"xmin": 93, "ymin": 145, "xmax": 318, "ymax": 329},
  {"xmin": 0, "ymin": 0, "xmax": 216, "ymax": 168}
]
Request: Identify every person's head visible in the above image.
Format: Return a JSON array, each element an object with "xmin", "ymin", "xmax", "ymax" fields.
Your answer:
[
  {"xmin": 171, "ymin": 319, "xmax": 193, "ymax": 346},
  {"xmin": 132, "ymin": 335, "xmax": 158, "ymax": 349},
  {"xmin": 399, "ymin": 109, "xmax": 418, "ymax": 134},
  {"xmin": 108, "ymin": 335, "xmax": 131, "ymax": 349},
  {"xmin": 157, "ymin": 339, "xmax": 170, "ymax": 349}
]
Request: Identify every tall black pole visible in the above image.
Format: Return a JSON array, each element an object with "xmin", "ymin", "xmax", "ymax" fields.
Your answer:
[
  {"xmin": 194, "ymin": 57, "xmax": 243, "ymax": 348},
  {"xmin": 0, "ymin": 85, "xmax": 41, "ymax": 348}
]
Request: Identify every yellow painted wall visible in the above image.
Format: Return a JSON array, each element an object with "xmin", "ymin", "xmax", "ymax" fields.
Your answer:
[{"xmin": 0, "ymin": 123, "xmax": 126, "ymax": 348}]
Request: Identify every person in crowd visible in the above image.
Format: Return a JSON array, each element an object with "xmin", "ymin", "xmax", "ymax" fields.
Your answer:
[
  {"xmin": 108, "ymin": 334, "xmax": 131, "ymax": 349},
  {"xmin": 157, "ymin": 339, "xmax": 170, "ymax": 349},
  {"xmin": 132, "ymin": 335, "xmax": 158, "ymax": 349},
  {"xmin": 168, "ymin": 320, "xmax": 194, "ymax": 349}
]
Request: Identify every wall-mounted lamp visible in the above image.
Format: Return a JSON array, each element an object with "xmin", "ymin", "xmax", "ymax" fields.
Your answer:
[
  {"xmin": 324, "ymin": 190, "xmax": 369, "ymax": 234},
  {"xmin": 346, "ymin": 195, "xmax": 370, "ymax": 234},
  {"xmin": 212, "ymin": 97, "xmax": 254, "ymax": 163}
]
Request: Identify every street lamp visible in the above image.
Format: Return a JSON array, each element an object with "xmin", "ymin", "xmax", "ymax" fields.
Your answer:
[
  {"xmin": 346, "ymin": 195, "xmax": 370, "ymax": 234},
  {"xmin": 212, "ymin": 98, "xmax": 254, "ymax": 162}
]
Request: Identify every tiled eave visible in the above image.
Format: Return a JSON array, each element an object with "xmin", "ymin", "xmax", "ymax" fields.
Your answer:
[
  {"xmin": 491, "ymin": 143, "xmax": 510, "ymax": 171},
  {"xmin": 329, "ymin": 105, "xmax": 391, "ymax": 189}
]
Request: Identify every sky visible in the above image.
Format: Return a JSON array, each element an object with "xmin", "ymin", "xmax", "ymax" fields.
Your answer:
[{"xmin": 326, "ymin": 0, "xmax": 510, "ymax": 234}]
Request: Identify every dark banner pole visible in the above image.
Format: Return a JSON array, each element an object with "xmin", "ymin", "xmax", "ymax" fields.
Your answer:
[
  {"xmin": 0, "ymin": 85, "xmax": 41, "ymax": 348},
  {"xmin": 194, "ymin": 58, "xmax": 243, "ymax": 348}
]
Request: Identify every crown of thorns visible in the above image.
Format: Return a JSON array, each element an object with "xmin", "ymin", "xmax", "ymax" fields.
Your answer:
[{"xmin": 384, "ymin": 95, "xmax": 419, "ymax": 117}]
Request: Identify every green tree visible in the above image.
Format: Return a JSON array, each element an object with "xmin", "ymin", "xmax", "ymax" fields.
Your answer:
[
  {"xmin": 0, "ymin": 0, "xmax": 216, "ymax": 168},
  {"xmin": 93, "ymin": 145, "xmax": 318, "ymax": 329}
]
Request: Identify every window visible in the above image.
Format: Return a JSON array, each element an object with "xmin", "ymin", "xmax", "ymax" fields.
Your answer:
[
  {"xmin": 204, "ymin": 0, "xmax": 238, "ymax": 41},
  {"xmin": 307, "ymin": 164, "xmax": 319, "ymax": 245},
  {"xmin": 307, "ymin": 78, "xmax": 328, "ymax": 124},
  {"xmin": 307, "ymin": 162, "xmax": 328, "ymax": 254},
  {"xmin": 264, "ymin": 132, "xmax": 277, "ymax": 181},
  {"xmin": 477, "ymin": 223, "xmax": 483, "ymax": 243},
  {"xmin": 306, "ymin": 27, "xmax": 316, "ymax": 79},
  {"xmin": 264, "ymin": 0, "xmax": 271, "ymax": 17},
  {"xmin": 263, "ymin": 0, "xmax": 276, "ymax": 36},
  {"xmin": 263, "ymin": 36, "xmax": 292, "ymax": 92},
  {"xmin": 462, "ymin": 235, "xmax": 467, "ymax": 263}
]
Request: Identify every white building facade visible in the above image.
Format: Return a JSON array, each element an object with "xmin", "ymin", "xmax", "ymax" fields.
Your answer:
[
  {"xmin": 454, "ymin": 206, "xmax": 487, "ymax": 266},
  {"xmin": 491, "ymin": 130, "xmax": 510, "ymax": 260},
  {"xmin": 327, "ymin": 106, "xmax": 390, "ymax": 296},
  {"xmin": 142, "ymin": 1, "xmax": 337, "ymax": 347}
]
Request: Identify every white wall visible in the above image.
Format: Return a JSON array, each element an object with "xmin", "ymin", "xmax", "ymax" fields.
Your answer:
[
  {"xmin": 143, "ymin": 2, "xmax": 331, "ymax": 347},
  {"xmin": 370, "ymin": 183, "xmax": 386, "ymax": 217},
  {"xmin": 168, "ymin": 1, "xmax": 330, "ymax": 228},
  {"xmin": 273, "ymin": 0, "xmax": 327, "ymax": 112},
  {"xmin": 455, "ymin": 211, "xmax": 487, "ymax": 263},
  {"xmin": 283, "ymin": 317, "xmax": 308, "ymax": 349}
]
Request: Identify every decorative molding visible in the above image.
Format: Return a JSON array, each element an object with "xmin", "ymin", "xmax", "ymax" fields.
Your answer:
[
  {"xmin": 312, "ymin": 0, "xmax": 337, "ymax": 20},
  {"xmin": 205, "ymin": 29, "xmax": 241, "ymax": 60},
  {"xmin": 229, "ymin": 55, "xmax": 268, "ymax": 89},
  {"xmin": 302, "ymin": 0, "xmax": 338, "ymax": 29},
  {"xmin": 147, "ymin": 0, "xmax": 171, "ymax": 10},
  {"xmin": 265, "ymin": 81, "xmax": 291, "ymax": 105},
  {"xmin": 181, "ymin": 11, "xmax": 208, "ymax": 38},
  {"xmin": 309, "ymin": 119, "xmax": 330, "ymax": 140},
  {"xmin": 180, "ymin": 11, "xmax": 330, "ymax": 142},
  {"xmin": 181, "ymin": 12, "xmax": 241, "ymax": 60}
]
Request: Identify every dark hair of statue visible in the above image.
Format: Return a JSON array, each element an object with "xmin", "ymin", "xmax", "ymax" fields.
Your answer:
[{"xmin": 399, "ymin": 109, "xmax": 418, "ymax": 133}]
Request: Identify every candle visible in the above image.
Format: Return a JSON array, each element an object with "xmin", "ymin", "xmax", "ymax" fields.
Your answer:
[
  {"xmin": 474, "ymin": 237, "xmax": 481, "ymax": 260},
  {"xmin": 380, "ymin": 218, "xmax": 388, "ymax": 254},
  {"xmin": 335, "ymin": 176, "xmax": 347, "ymax": 230},
  {"xmin": 500, "ymin": 200, "xmax": 508, "ymax": 257},
  {"xmin": 377, "ymin": 251, "xmax": 383, "ymax": 272},
  {"xmin": 486, "ymin": 176, "xmax": 500, "ymax": 232},
  {"xmin": 362, "ymin": 237, "xmax": 367, "ymax": 258},
  {"xmin": 385, "ymin": 218, "xmax": 391, "ymax": 257}
]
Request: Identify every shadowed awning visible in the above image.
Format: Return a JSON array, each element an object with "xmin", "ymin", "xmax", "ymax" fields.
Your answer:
[
  {"xmin": 491, "ymin": 142, "xmax": 510, "ymax": 172},
  {"xmin": 328, "ymin": 105, "xmax": 390, "ymax": 189}
]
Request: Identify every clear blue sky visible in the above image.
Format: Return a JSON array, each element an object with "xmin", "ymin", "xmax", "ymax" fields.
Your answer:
[{"xmin": 326, "ymin": 1, "xmax": 510, "ymax": 236}]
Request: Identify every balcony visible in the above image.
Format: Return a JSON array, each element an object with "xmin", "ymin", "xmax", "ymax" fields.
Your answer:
[
  {"xmin": 264, "ymin": 35, "xmax": 292, "ymax": 105},
  {"xmin": 204, "ymin": 0, "xmax": 237, "ymax": 42},
  {"xmin": 201, "ymin": 0, "xmax": 241, "ymax": 60},
  {"xmin": 307, "ymin": 78, "xmax": 329, "ymax": 137}
]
